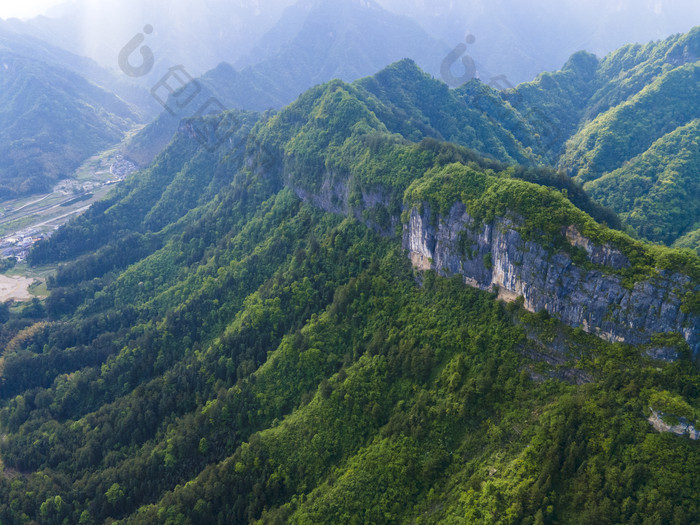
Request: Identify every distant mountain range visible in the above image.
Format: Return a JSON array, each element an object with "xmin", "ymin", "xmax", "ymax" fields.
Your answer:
[
  {"xmin": 0, "ymin": 26, "xmax": 148, "ymax": 197},
  {"xmin": 1, "ymin": 0, "xmax": 298, "ymax": 78},
  {"xmin": 376, "ymin": 0, "xmax": 700, "ymax": 84},
  {"xmin": 124, "ymin": 0, "xmax": 450, "ymax": 166}
]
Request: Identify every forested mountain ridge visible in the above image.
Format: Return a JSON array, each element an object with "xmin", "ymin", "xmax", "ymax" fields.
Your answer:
[
  {"xmin": 444, "ymin": 26, "xmax": 700, "ymax": 252},
  {"xmin": 124, "ymin": 17, "xmax": 700, "ymax": 256},
  {"xmin": 1, "ymin": 55, "xmax": 700, "ymax": 524},
  {"xmin": 123, "ymin": 0, "xmax": 450, "ymax": 167},
  {"xmin": 37, "ymin": 60, "xmax": 619, "ymax": 267}
]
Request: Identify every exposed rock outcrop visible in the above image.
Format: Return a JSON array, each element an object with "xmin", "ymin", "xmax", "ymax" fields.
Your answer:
[
  {"xmin": 288, "ymin": 174, "xmax": 399, "ymax": 236},
  {"xmin": 648, "ymin": 408, "xmax": 700, "ymax": 440},
  {"xmin": 403, "ymin": 203, "xmax": 700, "ymax": 355},
  {"xmin": 285, "ymin": 164, "xmax": 700, "ymax": 357}
]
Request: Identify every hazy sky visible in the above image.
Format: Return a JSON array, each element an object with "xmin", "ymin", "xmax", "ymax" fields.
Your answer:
[
  {"xmin": 0, "ymin": 0, "xmax": 67, "ymax": 19},
  {"xmin": 4, "ymin": 0, "xmax": 700, "ymax": 84}
]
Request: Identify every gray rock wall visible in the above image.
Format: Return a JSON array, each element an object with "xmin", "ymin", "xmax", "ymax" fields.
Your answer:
[
  {"xmin": 286, "ymin": 167, "xmax": 700, "ymax": 355},
  {"xmin": 403, "ymin": 203, "xmax": 700, "ymax": 354}
]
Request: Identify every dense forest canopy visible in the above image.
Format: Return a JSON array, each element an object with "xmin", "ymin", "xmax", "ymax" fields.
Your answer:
[{"xmin": 0, "ymin": 22, "xmax": 699, "ymax": 525}]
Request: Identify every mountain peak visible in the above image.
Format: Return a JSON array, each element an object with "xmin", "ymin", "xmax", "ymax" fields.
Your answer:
[
  {"xmin": 562, "ymin": 50, "xmax": 599, "ymax": 78},
  {"xmin": 666, "ymin": 25, "xmax": 700, "ymax": 65},
  {"xmin": 369, "ymin": 58, "xmax": 429, "ymax": 84}
]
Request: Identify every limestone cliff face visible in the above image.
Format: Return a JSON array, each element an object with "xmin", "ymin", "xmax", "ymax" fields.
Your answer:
[
  {"xmin": 288, "ymin": 174, "xmax": 400, "ymax": 236},
  {"xmin": 403, "ymin": 203, "xmax": 700, "ymax": 355},
  {"xmin": 285, "ymin": 167, "xmax": 700, "ymax": 355}
]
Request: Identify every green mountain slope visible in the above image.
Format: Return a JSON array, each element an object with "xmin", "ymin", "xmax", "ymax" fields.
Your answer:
[
  {"xmin": 584, "ymin": 119, "xmax": 700, "ymax": 245},
  {"xmin": 355, "ymin": 60, "xmax": 535, "ymax": 165},
  {"xmin": 446, "ymin": 26, "xmax": 700, "ymax": 250},
  {"xmin": 677, "ymin": 228, "xmax": 700, "ymax": 250},
  {"xmin": 1, "ymin": 61, "xmax": 699, "ymax": 524},
  {"xmin": 559, "ymin": 62, "xmax": 700, "ymax": 182},
  {"xmin": 0, "ymin": 29, "xmax": 145, "ymax": 198}
]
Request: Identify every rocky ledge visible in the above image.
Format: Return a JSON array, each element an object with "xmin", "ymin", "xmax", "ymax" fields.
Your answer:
[
  {"xmin": 403, "ymin": 202, "xmax": 700, "ymax": 355},
  {"xmin": 648, "ymin": 408, "xmax": 700, "ymax": 440}
]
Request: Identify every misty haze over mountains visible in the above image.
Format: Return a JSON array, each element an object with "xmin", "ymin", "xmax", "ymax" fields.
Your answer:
[
  {"xmin": 3, "ymin": 0, "xmax": 700, "ymax": 85},
  {"xmin": 2, "ymin": 0, "xmax": 297, "ymax": 78},
  {"xmin": 377, "ymin": 0, "xmax": 700, "ymax": 82},
  {"xmin": 0, "ymin": 0, "xmax": 698, "ymax": 192}
]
